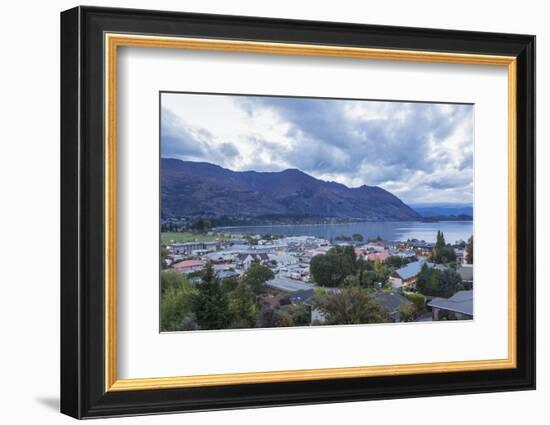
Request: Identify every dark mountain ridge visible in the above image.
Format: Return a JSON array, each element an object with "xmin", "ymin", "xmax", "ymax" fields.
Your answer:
[{"xmin": 161, "ymin": 158, "xmax": 421, "ymax": 222}]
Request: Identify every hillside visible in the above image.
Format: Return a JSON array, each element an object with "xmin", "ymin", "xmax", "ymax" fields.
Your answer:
[{"xmin": 161, "ymin": 158, "xmax": 421, "ymax": 222}]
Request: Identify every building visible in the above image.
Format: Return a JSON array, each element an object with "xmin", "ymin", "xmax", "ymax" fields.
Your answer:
[
  {"xmin": 202, "ymin": 251, "xmax": 236, "ymax": 263},
  {"xmin": 389, "ymin": 261, "xmax": 425, "ymax": 289},
  {"xmin": 457, "ymin": 264, "xmax": 474, "ymax": 288},
  {"xmin": 237, "ymin": 253, "xmax": 269, "ymax": 270},
  {"xmin": 216, "ymin": 270, "xmax": 240, "ymax": 280},
  {"xmin": 365, "ymin": 242, "xmax": 386, "ymax": 252},
  {"xmin": 427, "ymin": 290, "xmax": 473, "ymax": 320},
  {"xmin": 269, "ymin": 253, "xmax": 299, "ymax": 266},
  {"xmin": 371, "ymin": 291, "xmax": 414, "ymax": 322},
  {"xmin": 172, "ymin": 259, "xmax": 206, "ymax": 274},
  {"xmin": 367, "ymin": 249, "xmax": 390, "ymax": 262},
  {"xmin": 168, "ymin": 241, "xmax": 220, "ymax": 256}
]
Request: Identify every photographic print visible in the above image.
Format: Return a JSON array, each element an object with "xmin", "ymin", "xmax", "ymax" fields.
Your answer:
[{"xmin": 160, "ymin": 92, "xmax": 474, "ymax": 332}]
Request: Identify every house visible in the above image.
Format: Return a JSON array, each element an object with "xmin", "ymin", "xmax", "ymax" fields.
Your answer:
[
  {"xmin": 365, "ymin": 242, "xmax": 386, "ymax": 252},
  {"xmin": 268, "ymin": 253, "xmax": 298, "ymax": 266},
  {"xmin": 203, "ymin": 251, "xmax": 236, "ymax": 263},
  {"xmin": 457, "ymin": 264, "xmax": 474, "ymax": 288},
  {"xmin": 168, "ymin": 241, "xmax": 220, "ymax": 256},
  {"xmin": 391, "ymin": 249, "xmax": 416, "ymax": 259},
  {"xmin": 367, "ymin": 249, "xmax": 390, "ymax": 262},
  {"xmin": 427, "ymin": 290, "xmax": 473, "ymax": 320},
  {"xmin": 371, "ymin": 291, "xmax": 414, "ymax": 322},
  {"xmin": 171, "ymin": 259, "xmax": 206, "ymax": 274},
  {"xmin": 389, "ymin": 261, "xmax": 425, "ymax": 289},
  {"xmin": 354, "ymin": 247, "xmax": 368, "ymax": 259},
  {"xmin": 455, "ymin": 248, "xmax": 465, "ymax": 264},
  {"xmin": 216, "ymin": 270, "xmax": 240, "ymax": 280},
  {"xmin": 237, "ymin": 253, "xmax": 269, "ymax": 269},
  {"xmin": 426, "ymin": 262, "xmax": 449, "ymax": 272},
  {"xmin": 289, "ymin": 289, "xmax": 326, "ymax": 325}
]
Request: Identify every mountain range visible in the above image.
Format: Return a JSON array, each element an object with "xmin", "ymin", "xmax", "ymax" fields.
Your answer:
[
  {"xmin": 161, "ymin": 158, "xmax": 421, "ymax": 222},
  {"xmin": 409, "ymin": 203, "xmax": 473, "ymax": 218}
]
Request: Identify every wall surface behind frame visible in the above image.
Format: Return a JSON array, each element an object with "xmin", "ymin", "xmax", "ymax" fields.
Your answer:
[{"xmin": 0, "ymin": 0, "xmax": 544, "ymax": 424}]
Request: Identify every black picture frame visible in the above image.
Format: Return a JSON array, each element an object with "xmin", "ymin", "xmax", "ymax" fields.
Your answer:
[{"xmin": 61, "ymin": 5, "xmax": 536, "ymax": 419}]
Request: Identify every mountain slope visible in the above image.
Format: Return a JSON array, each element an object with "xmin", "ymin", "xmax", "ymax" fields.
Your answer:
[
  {"xmin": 161, "ymin": 158, "xmax": 421, "ymax": 222},
  {"xmin": 410, "ymin": 204, "xmax": 473, "ymax": 218}
]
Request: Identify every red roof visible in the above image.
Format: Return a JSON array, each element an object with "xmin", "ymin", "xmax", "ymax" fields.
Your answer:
[
  {"xmin": 367, "ymin": 250, "xmax": 390, "ymax": 262},
  {"xmin": 172, "ymin": 259, "xmax": 205, "ymax": 270}
]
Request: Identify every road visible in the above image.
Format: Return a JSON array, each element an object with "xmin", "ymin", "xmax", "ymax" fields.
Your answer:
[{"xmin": 266, "ymin": 276, "xmax": 315, "ymax": 292}]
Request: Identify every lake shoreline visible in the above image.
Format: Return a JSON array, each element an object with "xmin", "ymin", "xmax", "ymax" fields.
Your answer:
[{"xmin": 213, "ymin": 220, "xmax": 473, "ymax": 245}]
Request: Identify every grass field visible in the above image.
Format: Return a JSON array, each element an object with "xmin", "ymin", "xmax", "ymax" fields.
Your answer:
[{"xmin": 161, "ymin": 231, "xmax": 238, "ymax": 244}]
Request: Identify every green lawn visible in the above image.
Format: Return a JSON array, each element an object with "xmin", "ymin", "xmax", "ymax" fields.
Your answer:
[{"xmin": 161, "ymin": 231, "xmax": 238, "ymax": 244}]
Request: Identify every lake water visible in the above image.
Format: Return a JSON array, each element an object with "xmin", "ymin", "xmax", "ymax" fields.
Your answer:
[{"xmin": 219, "ymin": 221, "xmax": 473, "ymax": 244}]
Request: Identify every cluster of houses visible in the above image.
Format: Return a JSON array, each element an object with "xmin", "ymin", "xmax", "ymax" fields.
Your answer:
[{"xmin": 164, "ymin": 234, "xmax": 473, "ymax": 323}]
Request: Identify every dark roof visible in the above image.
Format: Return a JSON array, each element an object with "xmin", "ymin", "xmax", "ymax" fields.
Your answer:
[
  {"xmin": 371, "ymin": 291, "xmax": 413, "ymax": 313},
  {"xmin": 289, "ymin": 289, "xmax": 316, "ymax": 304},
  {"xmin": 427, "ymin": 290, "xmax": 473, "ymax": 316}
]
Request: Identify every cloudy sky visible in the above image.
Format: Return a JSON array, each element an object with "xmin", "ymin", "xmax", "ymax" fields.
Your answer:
[{"xmin": 161, "ymin": 92, "xmax": 473, "ymax": 204}]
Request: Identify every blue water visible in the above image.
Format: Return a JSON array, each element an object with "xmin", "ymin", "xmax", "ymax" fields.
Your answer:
[{"xmin": 219, "ymin": 221, "xmax": 472, "ymax": 244}]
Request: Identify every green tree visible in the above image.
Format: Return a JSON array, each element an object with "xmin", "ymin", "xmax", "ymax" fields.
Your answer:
[
  {"xmin": 279, "ymin": 304, "xmax": 310, "ymax": 326},
  {"xmin": 399, "ymin": 304, "xmax": 417, "ymax": 322},
  {"xmin": 436, "ymin": 230, "xmax": 445, "ymax": 249},
  {"xmin": 229, "ymin": 281, "xmax": 257, "ymax": 328},
  {"xmin": 161, "ymin": 270, "xmax": 189, "ymax": 295},
  {"xmin": 352, "ymin": 233, "xmax": 364, "ymax": 242},
  {"xmin": 190, "ymin": 217, "xmax": 212, "ymax": 233},
  {"xmin": 360, "ymin": 270, "xmax": 385, "ymax": 288},
  {"xmin": 192, "ymin": 263, "xmax": 232, "ymax": 330},
  {"xmin": 403, "ymin": 291, "xmax": 426, "ymax": 312},
  {"xmin": 160, "ymin": 272, "xmax": 196, "ymax": 331},
  {"xmin": 438, "ymin": 268, "xmax": 462, "ymax": 297},
  {"xmin": 309, "ymin": 254, "xmax": 336, "ymax": 287},
  {"xmin": 310, "ymin": 246, "xmax": 357, "ymax": 287},
  {"xmin": 386, "ymin": 255, "xmax": 404, "ymax": 269},
  {"xmin": 242, "ymin": 262, "xmax": 275, "ymax": 296},
  {"xmin": 160, "ymin": 245, "xmax": 170, "ymax": 270},
  {"xmin": 466, "ymin": 235, "xmax": 474, "ymax": 264},
  {"xmin": 313, "ymin": 286, "xmax": 389, "ymax": 325},
  {"xmin": 275, "ymin": 310, "xmax": 294, "ymax": 327},
  {"xmin": 221, "ymin": 275, "xmax": 239, "ymax": 293},
  {"xmin": 256, "ymin": 306, "xmax": 276, "ymax": 328},
  {"xmin": 343, "ymin": 274, "xmax": 360, "ymax": 287},
  {"xmin": 432, "ymin": 231, "xmax": 457, "ymax": 264},
  {"xmin": 416, "ymin": 264, "xmax": 462, "ymax": 298}
]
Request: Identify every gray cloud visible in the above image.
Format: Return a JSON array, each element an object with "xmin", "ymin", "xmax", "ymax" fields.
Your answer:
[{"xmin": 161, "ymin": 94, "xmax": 473, "ymax": 204}]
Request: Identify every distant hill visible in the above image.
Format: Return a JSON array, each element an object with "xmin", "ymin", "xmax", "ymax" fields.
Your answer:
[
  {"xmin": 410, "ymin": 203, "xmax": 473, "ymax": 220},
  {"xmin": 161, "ymin": 158, "xmax": 421, "ymax": 222}
]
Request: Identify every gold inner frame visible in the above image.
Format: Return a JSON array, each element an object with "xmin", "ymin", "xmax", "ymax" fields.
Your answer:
[{"xmin": 104, "ymin": 33, "xmax": 517, "ymax": 392}]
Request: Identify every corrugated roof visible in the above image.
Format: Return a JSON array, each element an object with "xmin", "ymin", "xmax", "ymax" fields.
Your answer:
[
  {"xmin": 393, "ymin": 261, "xmax": 424, "ymax": 280},
  {"xmin": 427, "ymin": 290, "xmax": 473, "ymax": 316}
]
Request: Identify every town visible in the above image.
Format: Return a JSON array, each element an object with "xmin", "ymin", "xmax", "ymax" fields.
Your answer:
[{"xmin": 160, "ymin": 227, "xmax": 474, "ymax": 332}]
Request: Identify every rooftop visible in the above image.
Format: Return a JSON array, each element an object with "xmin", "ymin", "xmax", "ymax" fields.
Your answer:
[
  {"xmin": 392, "ymin": 261, "xmax": 425, "ymax": 280},
  {"xmin": 372, "ymin": 291, "xmax": 413, "ymax": 312},
  {"xmin": 172, "ymin": 259, "xmax": 206, "ymax": 269},
  {"xmin": 427, "ymin": 290, "xmax": 473, "ymax": 316}
]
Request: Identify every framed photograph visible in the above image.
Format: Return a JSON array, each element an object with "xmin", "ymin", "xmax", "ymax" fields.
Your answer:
[{"xmin": 60, "ymin": 6, "xmax": 535, "ymax": 419}]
